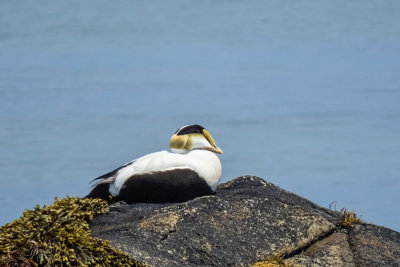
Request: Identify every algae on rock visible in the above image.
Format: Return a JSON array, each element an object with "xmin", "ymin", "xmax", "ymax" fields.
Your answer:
[
  {"xmin": 341, "ymin": 210, "xmax": 362, "ymax": 227},
  {"xmin": 251, "ymin": 250, "xmax": 302, "ymax": 267},
  {"xmin": 0, "ymin": 197, "xmax": 144, "ymax": 267}
]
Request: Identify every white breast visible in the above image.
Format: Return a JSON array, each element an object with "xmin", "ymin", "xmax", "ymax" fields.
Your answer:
[
  {"xmin": 109, "ymin": 150, "xmax": 222, "ymax": 196},
  {"xmin": 183, "ymin": 150, "xmax": 222, "ymax": 191}
]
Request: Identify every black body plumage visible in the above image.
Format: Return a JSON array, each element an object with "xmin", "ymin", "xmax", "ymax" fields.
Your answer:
[{"xmin": 86, "ymin": 168, "xmax": 213, "ymax": 203}]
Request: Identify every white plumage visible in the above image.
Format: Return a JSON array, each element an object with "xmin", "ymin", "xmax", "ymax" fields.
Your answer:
[
  {"xmin": 109, "ymin": 150, "xmax": 222, "ymax": 196},
  {"xmin": 87, "ymin": 124, "xmax": 223, "ymax": 203}
]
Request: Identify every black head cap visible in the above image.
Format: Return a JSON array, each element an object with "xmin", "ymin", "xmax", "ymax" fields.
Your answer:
[{"xmin": 175, "ymin": 124, "xmax": 205, "ymax": 135}]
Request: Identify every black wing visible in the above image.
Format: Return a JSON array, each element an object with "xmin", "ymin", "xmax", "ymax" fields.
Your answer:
[
  {"xmin": 89, "ymin": 160, "xmax": 135, "ymax": 184},
  {"xmin": 86, "ymin": 160, "xmax": 135, "ymax": 200}
]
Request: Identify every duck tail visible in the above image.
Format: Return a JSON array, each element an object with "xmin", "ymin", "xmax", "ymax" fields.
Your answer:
[{"xmin": 85, "ymin": 183, "xmax": 112, "ymax": 201}]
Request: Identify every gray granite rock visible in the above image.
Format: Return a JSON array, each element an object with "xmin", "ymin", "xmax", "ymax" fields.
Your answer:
[
  {"xmin": 348, "ymin": 223, "xmax": 400, "ymax": 267},
  {"xmin": 294, "ymin": 229, "xmax": 356, "ymax": 267},
  {"xmin": 89, "ymin": 176, "xmax": 400, "ymax": 267},
  {"xmin": 90, "ymin": 176, "xmax": 341, "ymax": 266}
]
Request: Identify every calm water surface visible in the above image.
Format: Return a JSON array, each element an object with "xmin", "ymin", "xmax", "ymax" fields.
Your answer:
[{"xmin": 1, "ymin": 1, "xmax": 400, "ymax": 230}]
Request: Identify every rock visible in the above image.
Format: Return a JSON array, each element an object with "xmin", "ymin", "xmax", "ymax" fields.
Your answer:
[
  {"xmin": 89, "ymin": 176, "xmax": 400, "ymax": 266},
  {"xmin": 348, "ymin": 223, "xmax": 400, "ymax": 266},
  {"xmin": 293, "ymin": 229, "xmax": 357, "ymax": 266},
  {"xmin": 293, "ymin": 223, "xmax": 400, "ymax": 267}
]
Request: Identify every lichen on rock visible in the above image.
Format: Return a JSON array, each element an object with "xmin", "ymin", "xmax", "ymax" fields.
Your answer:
[{"xmin": 0, "ymin": 196, "xmax": 145, "ymax": 267}]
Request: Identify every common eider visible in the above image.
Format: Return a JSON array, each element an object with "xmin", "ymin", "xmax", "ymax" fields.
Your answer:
[{"xmin": 86, "ymin": 124, "xmax": 222, "ymax": 203}]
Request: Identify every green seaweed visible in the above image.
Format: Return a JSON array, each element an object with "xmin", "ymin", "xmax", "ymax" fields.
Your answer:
[{"xmin": 0, "ymin": 197, "xmax": 145, "ymax": 267}]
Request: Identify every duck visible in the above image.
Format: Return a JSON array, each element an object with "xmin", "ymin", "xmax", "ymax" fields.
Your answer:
[{"xmin": 86, "ymin": 124, "xmax": 222, "ymax": 203}]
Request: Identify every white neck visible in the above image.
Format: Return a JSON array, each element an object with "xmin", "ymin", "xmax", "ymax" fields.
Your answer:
[{"xmin": 170, "ymin": 148, "xmax": 189, "ymax": 154}]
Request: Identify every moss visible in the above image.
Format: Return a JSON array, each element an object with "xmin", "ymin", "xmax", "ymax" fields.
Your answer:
[
  {"xmin": 0, "ymin": 197, "xmax": 146, "ymax": 267},
  {"xmin": 251, "ymin": 250, "xmax": 302, "ymax": 267},
  {"xmin": 341, "ymin": 209, "xmax": 362, "ymax": 227}
]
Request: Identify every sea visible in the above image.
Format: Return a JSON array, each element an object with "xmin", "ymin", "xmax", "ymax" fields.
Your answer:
[{"xmin": 1, "ymin": 0, "xmax": 399, "ymax": 231}]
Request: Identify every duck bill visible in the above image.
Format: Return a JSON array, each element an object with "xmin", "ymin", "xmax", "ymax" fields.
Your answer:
[
  {"xmin": 202, "ymin": 129, "xmax": 223, "ymax": 154},
  {"xmin": 207, "ymin": 146, "xmax": 223, "ymax": 154}
]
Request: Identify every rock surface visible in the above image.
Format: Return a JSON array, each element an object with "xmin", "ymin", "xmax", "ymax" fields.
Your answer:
[
  {"xmin": 348, "ymin": 223, "xmax": 400, "ymax": 266},
  {"xmin": 90, "ymin": 176, "xmax": 400, "ymax": 266},
  {"xmin": 294, "ymin": 229, "xmax": 357, "ymax": 266}
]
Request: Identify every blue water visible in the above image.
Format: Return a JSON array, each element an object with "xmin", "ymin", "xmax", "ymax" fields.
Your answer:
[{"xmin": 1, "ymin": 1, "xmax": 399, "ymax": 231}]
